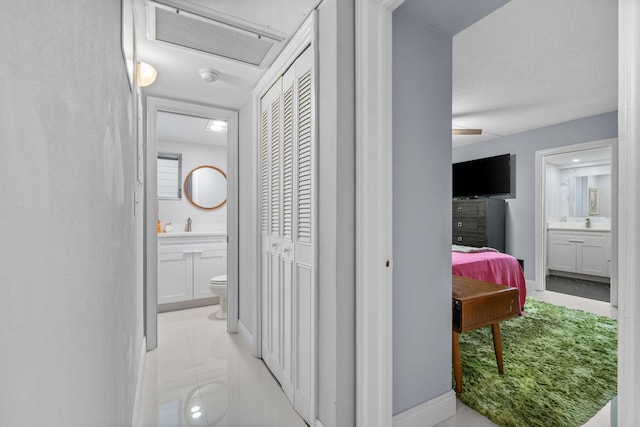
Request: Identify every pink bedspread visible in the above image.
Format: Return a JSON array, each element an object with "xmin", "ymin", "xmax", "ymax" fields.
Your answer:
[{"xmin": 452, "ymin": 251, "xmax": 527, "ymax": 312}]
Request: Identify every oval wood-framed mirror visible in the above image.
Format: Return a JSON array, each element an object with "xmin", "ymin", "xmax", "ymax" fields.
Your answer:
[{"xmin": 183, "ymin": 165, "xmax": 227, "ymax": 210}]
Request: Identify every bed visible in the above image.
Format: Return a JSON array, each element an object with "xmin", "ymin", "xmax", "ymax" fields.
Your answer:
[{"xmin": 452, "ymin": 245, "xmax": 527, "ymax": 313}]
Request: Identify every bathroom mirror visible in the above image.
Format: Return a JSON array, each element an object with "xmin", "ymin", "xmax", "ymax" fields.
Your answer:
[
  {"xmin": 184, "ymin": 165, "xmax": 227, "ymax": 210},
  {"xmin": 569, "ymin": 174, "xmax": 609, "ymax": 217}
]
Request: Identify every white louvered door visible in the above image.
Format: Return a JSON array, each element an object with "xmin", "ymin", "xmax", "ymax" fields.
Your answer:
[
  {"xmin": 279, "ymin": 67, "xmax": 295, "ymax": 402},
  {"xmin": 260, "ymin": 78, "xmax": 283, "ymax": 385},
  {"xmin": 259, "ymin": 46, "xmax": 314, "ymax": 424},
  {"xmin": 291, "ymin": 47, "xmax": 314, "ymax": 421}
]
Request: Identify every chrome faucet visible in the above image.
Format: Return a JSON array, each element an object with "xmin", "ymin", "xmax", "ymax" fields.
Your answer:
[
  {"xmin": 186, "ymin": 217, "xmax": 192, "ymax": 232},
  {"xmin": 585, "ymin": 217, "xmax": 591, "ymax": 228}
]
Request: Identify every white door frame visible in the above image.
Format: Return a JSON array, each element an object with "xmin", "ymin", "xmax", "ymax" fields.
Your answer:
[
  {"xmin": 145, "ymin": 96, "xmax": 239, "ymax": 350},
  {"xmin": 356, "ymin": 0, "xmax": 640, "ymax": 425},
  {"xmin": 355, "ymin": 1, "xmax": 404, "ymax": 426},
  {"xmin": 616, "ymin": 0, "xmax": 640, "ymax": 424},
  {"xmin": 534, "ymin": 138, "xmax": 617, "ymax": 302}
]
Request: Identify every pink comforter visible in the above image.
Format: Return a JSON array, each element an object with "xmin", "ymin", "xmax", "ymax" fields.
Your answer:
[{"xmin": 452, "ymin": 251, "xmax": 527, "ymax": 313}]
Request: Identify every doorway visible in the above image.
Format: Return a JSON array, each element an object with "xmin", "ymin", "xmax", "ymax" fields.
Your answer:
[
  {"xmin": 145, "ymin": 97, "xmax": 239, "ymax": 350},
  {"xmin": 534, "ymin": 138, "xmax": 617, "ymax": 307}
]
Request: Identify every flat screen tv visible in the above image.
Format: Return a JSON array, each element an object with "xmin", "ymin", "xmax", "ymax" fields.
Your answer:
[{"xmin": 453, "ymin": 154, "xmax": 511, "ymax": 198}]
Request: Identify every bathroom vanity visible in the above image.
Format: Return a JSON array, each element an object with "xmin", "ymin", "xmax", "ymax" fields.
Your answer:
[
  {"xmin": 547, "ymin": 226, "xmax": 611, "ymax": 279},
  {"xmin": 157, "ymin": 232, "xmax": 226, "ymax": 307}
]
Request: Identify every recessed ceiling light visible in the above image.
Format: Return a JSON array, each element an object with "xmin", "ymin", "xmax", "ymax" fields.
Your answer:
[
  {"xmin": 572, "ymin": 158, "xmax": 580, "ymax": 163},
  {"xmin": 205, "ymin": 120, "xmax": 227, "ymax": 133}
]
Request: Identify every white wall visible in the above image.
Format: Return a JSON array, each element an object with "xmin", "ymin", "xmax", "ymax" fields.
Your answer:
[
  {"xmin": 238, "ymin": 97, "xmax": 257, "ymax": 334},
  {"xmin": 158, "ymin": 139, "xmax": 227, "ymax": 230},
  {"xmin": 317, "ymin": 1, "xmax": 356, "ymax": 425},
  {"xmin": 453, "ymin": 112, "xmax": 617, "ymax": 279},
  {"xmin": 0, "ymin": 1, "xmax": 142, "ymax": 426},
  {"xmin": 392, "ymin": 11, "xmax": 453, "ymax": 414}
]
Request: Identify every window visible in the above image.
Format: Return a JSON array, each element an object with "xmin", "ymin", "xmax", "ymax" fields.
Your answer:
[{"xmin": 157, "ymin": 152, "xmax": 182, "ymax": 199}]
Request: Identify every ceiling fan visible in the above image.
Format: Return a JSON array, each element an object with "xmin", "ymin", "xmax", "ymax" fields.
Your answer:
[{"xmin": 452, "ymin": 128, "xmax": 483, "ymax": 135}]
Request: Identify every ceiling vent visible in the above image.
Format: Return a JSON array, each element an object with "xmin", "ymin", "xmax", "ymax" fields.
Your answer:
[{"xmin": 148, "ymin": 1, "xmax": 286, "ymax": 68}]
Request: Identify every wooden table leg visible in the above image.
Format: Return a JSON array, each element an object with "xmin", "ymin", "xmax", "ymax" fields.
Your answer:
[
  {"xmin": 452, "ymin": 331, "xmax": 462, "ymax": 393},
  {"xmin": 491, "ymin": 323, "xmax": 504, "ymax": 374}
]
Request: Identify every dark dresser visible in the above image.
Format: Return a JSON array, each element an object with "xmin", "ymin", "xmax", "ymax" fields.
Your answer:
[{"xmin": 452, "ymin": 198, "xmax": 505, "ymax": 252}]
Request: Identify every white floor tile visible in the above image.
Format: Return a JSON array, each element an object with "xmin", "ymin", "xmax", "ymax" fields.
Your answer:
[{"xmin": 141, "ymin": 304, "xmax": 305, "ymax": 427}]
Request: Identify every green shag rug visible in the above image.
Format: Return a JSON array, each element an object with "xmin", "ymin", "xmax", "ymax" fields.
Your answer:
[{"xmin": 457, "ymin": 298, "xmax": 617, "ymax": 427}]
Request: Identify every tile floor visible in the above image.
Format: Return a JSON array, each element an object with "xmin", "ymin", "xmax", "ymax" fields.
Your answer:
[
  {"xmin": 140, "ymin": 304, "xmax": 306, "ymax": 427},
  {"xmin": 142, "ymin": 292, "xmax": 616, "ymax": 427},
  {"xmin": 546, "ymin": 275, "xmax": 611, "ymax": 302}
]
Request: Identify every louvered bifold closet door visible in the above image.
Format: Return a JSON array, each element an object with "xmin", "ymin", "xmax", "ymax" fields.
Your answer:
[
  {"xmin": 291, "ymin": 46, "xmax": 314, "ymax": 422},
  {"xmin": 259, "ymin": 45, "xmax": 315, "ymax": 426},
  {"xmin": 279, "ymin": 70, "xmax": 296, "ymax": 402},
  {"xmin": 260, "ymin": 79, "xmax": 283, "ymax": 384}
]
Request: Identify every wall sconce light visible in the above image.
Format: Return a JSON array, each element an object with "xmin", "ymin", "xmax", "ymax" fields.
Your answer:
[{"xmin": 137, "ymin": 62, "xmax": 157, "ymax": 87}]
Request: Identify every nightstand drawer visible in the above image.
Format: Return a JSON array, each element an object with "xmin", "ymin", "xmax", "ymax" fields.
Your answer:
[
  {"xmin": 453, "ymin": 201, "xmax": 486, "ymax": 217},
  {"xmin": 453, "ymin": 219, "xmax": 486, "ymax": 233},
  {"xmin": 453, "ymin": 233, "xmax": 487, "ymax": 247}
]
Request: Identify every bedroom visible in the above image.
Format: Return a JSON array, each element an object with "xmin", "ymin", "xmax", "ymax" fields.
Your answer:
[
  {"xmin": 392, "ymin": 0, "xmax": 619, "ymax": 425},
  {"xmin": 447, "ymin": 0, "xmax": 618, "ymax": 424}
]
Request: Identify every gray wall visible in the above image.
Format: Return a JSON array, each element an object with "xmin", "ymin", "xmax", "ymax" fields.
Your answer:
[
  {"xmin": 453, "ymin": 111, "xmax": 617, "ymax": 279},
  {"xmin": 317, "ymin": 1, "xmax": 356, "ymax": 426},
  {"xmin": 0, "ymin": 1, "xmax": 143, "ymax": 426},
  {"xmin": 392, "ymin": 12, "xmax": 453, "ymax": 415}
]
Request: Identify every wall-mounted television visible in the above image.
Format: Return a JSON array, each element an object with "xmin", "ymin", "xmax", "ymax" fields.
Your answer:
[{"xmin": 453, "ymin": 154, "xmax": 512, "ymax": 199}]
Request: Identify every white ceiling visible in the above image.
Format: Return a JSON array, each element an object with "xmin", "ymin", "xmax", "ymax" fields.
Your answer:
[
  {"xmin": 157, "ymin": 111, "xmax": 226, "ymax": 146},
  {"xmin": 546, "ymin": 146, "xmax": 611, "ymax": 168},
  {"xmin": 133, "ymin": 0, "xmax": 318, "ymax": 110},
  {"xmin": 452, "ymin": 0, "xmax": 618, "ymax": 147},
  {"xmin": 135, "ymin": 0, "xmax": 618, "ymax": 149}
]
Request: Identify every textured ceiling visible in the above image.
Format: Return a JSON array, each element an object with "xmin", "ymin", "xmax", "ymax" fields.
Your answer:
[
  {"xmin": 134, "ymin": 0, "xmax": 318, "ymax": 109},
  {"xmin": 452, "ymin": 0, "xmax": 618, "ymax": 147},
  {"xmin": 136, "ymin": 0, "xmax": 618, "ymax": 149}
]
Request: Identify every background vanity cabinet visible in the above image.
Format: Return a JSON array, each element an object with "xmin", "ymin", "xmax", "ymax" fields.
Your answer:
[
  {"xmin": 547, "ymin": 230, "xmax": 610, "ymax": 278},
  {"xmin": 158, "ymin": 234, "xmax": 226, "ymax": 304},
  {"xmin": 452, "ymin": 199, "xmax": 506, "ymax": 252}
]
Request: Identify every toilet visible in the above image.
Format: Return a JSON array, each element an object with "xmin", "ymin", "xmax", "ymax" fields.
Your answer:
[{"xmin": 209, "ymin": 274, "xmax": 227, "ymax": 319}]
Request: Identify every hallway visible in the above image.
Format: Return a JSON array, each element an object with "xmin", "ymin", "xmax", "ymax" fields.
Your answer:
[{"xmin": 141, "ymin": 306, "xmax": 306, "ymax": 426}]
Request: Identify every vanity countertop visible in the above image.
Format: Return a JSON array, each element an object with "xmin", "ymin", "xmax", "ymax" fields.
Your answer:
[
  {"xmin": 157, "ymin": 231, "xmax": 226, "ymax": 238},
  {"xmin": 547, "ymin": 226, "xmax": 610, "ymax": 232}
]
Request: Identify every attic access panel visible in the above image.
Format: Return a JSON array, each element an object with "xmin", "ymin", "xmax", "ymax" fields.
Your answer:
[{"xmin": 150, "ymin": 2, "xmax": 285, "ymax": 68}]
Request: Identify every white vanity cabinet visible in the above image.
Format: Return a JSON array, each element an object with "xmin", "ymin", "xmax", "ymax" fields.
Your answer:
[
  {"xmin": 547, "ymin": 229, "xmax": 611, "ymax": 278},
  {"xmin": 157, "ymin": 233, "xmax": 226, "ymax": 304}
]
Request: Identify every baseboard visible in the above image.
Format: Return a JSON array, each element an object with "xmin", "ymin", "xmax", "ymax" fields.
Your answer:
[
  {"xmin": 237, "ymin": 320, "xmax": 256, "ymax": 356},
  {"xmin": 526, "ymin": 279, "xmax": 537, "ymax": 296},
  {"xmin": 132, "ymin": 336, "xmax": 147, "ymax": 427},
  {"xmin": 157, "ymin": 297, "xmax": 218, "ymax": 313},
  {"xmin": 393, "ymin": 390, "xmax": 456, "ymax": 427}
]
